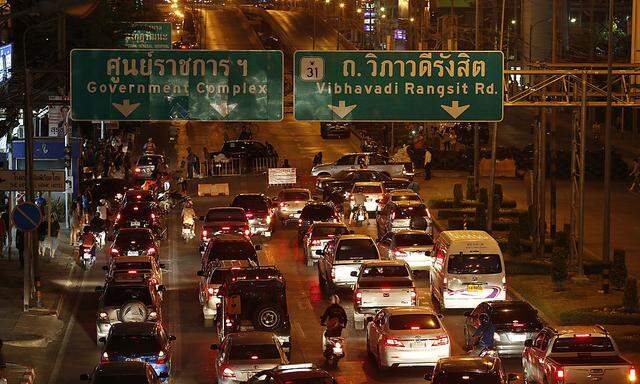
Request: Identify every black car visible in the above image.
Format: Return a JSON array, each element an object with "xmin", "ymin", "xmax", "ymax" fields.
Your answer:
[
  {"xmin": 114, "ymin": 203, "xmax": 166, "ymax": 240},
  {"xmin": 123, "ymin": 190, "xmax": 155, "ymax": 205},
  {"xmin": 318, "ymin": 169, "xmax": 392, "ymax": 197},
  {"xmin": 320, "ymin": 122, "xmax": 351, "ymax": 139},
  {"xmin": 199, "ymin": 207, "xmax": 250, "ymax": 253},
  {"xmin": 425, "ymin": 356, "xmax": 518, "ymax": 383},
  {"xmin": 297, "ymin": 202, "xmax": 341, "ymax": 244},
  {"xmin": 80, "ymin": 361, "xmax": 166, "ymax": 383},
  {"xmin": 231, "ymin": 194, "xmax": 275, "ymax": 237},
  {"xmin": 201, "ymin": 234, "xmax": 260, "ymax": 272},
  {"xmin": 220, "ymin": 140, "xmax": 272, "ymax": 160},
  {"xmin": 100, "ymin": 322, "xmax": 175, "ymax": 381},
  {"xmin": 134, "ymin": 154, "xmax": 166, "ymax": 180},
  {"xmin": 109, "ymin": 228, "xmax": 159, "ymax": 260},
  {"xmin": 464, "ymin": 300, "xmax": 544, "ymax": 357},
  {"xmin": 249, "ymin": 364, "xmax": 336, "ymax": 383}
]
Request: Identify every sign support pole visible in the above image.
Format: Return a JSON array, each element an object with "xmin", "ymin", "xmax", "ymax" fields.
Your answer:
[
  {"xmin": 486, "ymin": 121, "xmax": 497, "ymax": 231},
  {"xmin": 23, "ymin": 68, "xmax": 37, "ymax": 310}
]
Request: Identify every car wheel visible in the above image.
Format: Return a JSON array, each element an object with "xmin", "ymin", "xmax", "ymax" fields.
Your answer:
[{"xmin": 252, "ymin": 304, "xmax": 284, "ymax": 331}]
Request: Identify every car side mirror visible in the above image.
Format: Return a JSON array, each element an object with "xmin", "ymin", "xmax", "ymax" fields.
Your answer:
[
  {"xmin": 210, "ymin": 343, "xmax": 219, "ymax": 350},
  {"xmin": 101, "ymin": 265, "xmax": 108, "ymax": 271},
  {"xmin": 168, "ymin": 335, "xmax": 176, "ymax": 341},
  {"xmin": 507, "ymin": 373, "xmax": 519, "ymax": 383},
  {"xmin": 199, "ymin": 215, "xmax": 205, "ymax": 221},
  {"xmin": 79, "ymin": 374, "xmax": 91, "ymax": 381},
  {"xmin": 524, "ymin": 339, "xmax": 533, "ymax": 348},
  {"xmin": 158, "ymin": 372, "xmax": 169, "ymax": 379},
  {"xmin": 463, "ymin": 311, "xmax": 471, "ymax": 317},
  {"xmin": 157, "ymin": 285, "xmax": 166, "ymax": 292},
  {"xmin": 350, "ymin": 271, "xmax": 358, "ymax": 277},
  {"xmin": 98, "ymin": 337, "xmax": 106, "ymax": 343},
  {"xmin": 315, "ymin": 250, "xmax": 323, "ymax": 256},
  {"xmin": 254, "ymin": 244, "xmax": 262, "ymax": 251},
  {"xmin": 196, "ymin": 270, "xmax": 204, "ymax": 277},
  {"xmin": 95, "ymin": 286, "xmax": 103, "ymax": 292}
]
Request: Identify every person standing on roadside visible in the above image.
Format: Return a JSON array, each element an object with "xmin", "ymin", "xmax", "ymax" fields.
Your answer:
[
  {"xmin": 48, "ymin": 214, "xmax": 60, "ymax": 260},
  {"xmin": 423, "ymin": 148, "xmax": 432, "ymax": 180},
  {"xmin": 16, "ymin": 228, "xmax": 24, "ymax": 268},
  {"xmin": 185, "ymin": 147, "xmax": 197, "ymax": 179}
]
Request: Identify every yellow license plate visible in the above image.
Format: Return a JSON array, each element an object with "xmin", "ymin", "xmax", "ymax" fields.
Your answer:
[{"xmin": 467, "ymin": 284, "xmax": 483, "ymax": 292}]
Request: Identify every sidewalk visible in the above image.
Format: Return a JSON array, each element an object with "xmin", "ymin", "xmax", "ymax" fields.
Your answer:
[{"xmin": 0, "ymin": 230, "xmax": 76, "ymax": 383}]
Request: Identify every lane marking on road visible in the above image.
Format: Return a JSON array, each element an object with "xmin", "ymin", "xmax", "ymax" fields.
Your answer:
[{"xmin": 48, "ymin": 267, "xmax": 87, "ymax": 384}]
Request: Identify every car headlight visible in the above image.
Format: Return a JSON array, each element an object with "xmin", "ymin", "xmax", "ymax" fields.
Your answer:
[{"xmin": 147, "ymin": 311, "xmax": 158, "ymax": 320}]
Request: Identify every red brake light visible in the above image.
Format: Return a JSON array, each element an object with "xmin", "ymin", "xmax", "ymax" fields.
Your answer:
[
  {"xmin": 221, "ymin": 226, "xmax": 231, "ymax": 230},
  {"xmin": 127, "ymin": 270, "xmax": 137, "ymax": 274},
  {"xmin": 136, "ymin": 195, "xmax": 142, "ymax": 199},
  {"xmin": 245, "ymin": 212, "xmax": 253, "ymax": 218},
  {"xmin": 574, "ymin": 334, "xmax": 591, "ymax": 338},
  {"xmin": 147, "ymin": 247, "xmax": 156, "ymax": 254},
  {"xmin": 393, "ymin": 249, "xmax": 407, "ymax": 257},
  {"xmin": 101, "ymin": 352, "xmax": 109, "ymax": 362},
  {"xmin": 432, "ymin": 335, "xmax": 449, "ymax": 346},
  {"xmin": 629, "ymin": 367, "xmax": 637, "ymax": 382},
  {"xmin": 133, "ymin": 206, "xmax": 139, "ymax": 211},
  {"xmin": 355, "ymin": 290, "xmax": 362, "ymax": 306},
  {"xmin": 244, "ymin": 228, "xmax": 250, "ymax": 236},
  {"xmin": 384, "ymin": 337, "xmax": 404, "ymax": 347},
  {"xmin": 222, "ymin": 367, "xmax": 236, "ymax": 379},
  {"xmin": 156, "ymin": 350, "xmax": 166, "ymax": 365},
  {"xmin": 410, "ymin": 326, "xmax": 420, "ymax": 330},
  {"xmin": 116, "ymin": 213, "xmax": 121, "ymax": 220},
  {"xmin": 111, "ymin": 248, "xmax": 119, "ymax": 254},
  {"xmin": 556, "ymin": 369, "xmax": 565, "ymax": 379},
  {"xmin": 151, "ymin": 213, "xmax": 156, "ymax": 220},
  {"xmin": 202, "ymin": 230, "xmax": 208, "ymax": 237},
  {"xmin": 250, "ymin": 355, "xmax": 259, "ymax": 360}
]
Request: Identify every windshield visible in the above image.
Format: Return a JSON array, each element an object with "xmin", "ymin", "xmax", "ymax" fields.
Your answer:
[
  {"xmin": 282, "ymin": 379, "xmax": 333, "ymax": 384},
  {"xmin": 447, "ymin": 254, "xmax": 502, "ymax": 274},
  {"xmin": 301, "ymin": 205, "xmax": 335, "ymax": 221},
  {"xmin": 490, "ymin": 304, "xmax": 538, "ymax": 325},
  {"xmin": 335, "ymin": 239, "xmax": 378, "ymax": 261},
  {"xmin": 353, "ymin": 185, "xmax": 383, "ymax": 194},
  {"xmin": 206, "ymin": 209, "xmax": 246, "ymax": 222},
  {"xmin": 360, "ymin": 265, "xmax": 409, "ymax": 278},
  {"xmin": 280, "ymin": 191, "xmax": 310, "ymax": 201},
  {"xmin": 389, "ymin": 314, "xmax": 441, "ymax": 330},
  {"xmin": 137, "ymin": 156, "xmax": 161, "ymax": 166},
  {"xmin": 94, "ymin": 375, "xmax": 149, "ymax": 384},
  {"xmin": 433, "ymin": 373, "xmax": 501, "ymax": 384},
  {"xmin": 232, "ymin": 196, "xmax": 268, "ymax": 212},
  {"xmin": 311, "ymin": 225, "xmax": 349, "ymax": 238},
  {"xmin": 208, "ymin": 242, "xmax": 257, "ymax": 263},
  {"xmin": 393, "ymin": 205, "xmax": 428, "ymax": 219},
  {"xmin": 106, "ymin": 334, "xmax": 161, "ymax": 355},
  {"xmin": 552, "ymin": 336, "xmax": 615, "ymax": 353},
  {"xmin": 395, "ymin": 233, "xmax": 433, "ymax": 247},
  {"xmin": 229, "ymin": 343, "xmax": 280, "ymax": 360},
  {"xmin": 103, "ymin": 286, "xmax": 152, "ymax": 307}
]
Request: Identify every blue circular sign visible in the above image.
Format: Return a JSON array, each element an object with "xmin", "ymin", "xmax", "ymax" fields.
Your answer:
[{"xmin": 12, "ymin": 202, "xmax": 42, "ymax": 232}]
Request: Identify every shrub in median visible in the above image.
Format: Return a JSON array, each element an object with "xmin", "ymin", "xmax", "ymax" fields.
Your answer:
[
  {"xmin": 466, "ymin": 176, "xmax": 476, "ymax": 200},
  {"xmin": 611, "ymin": 249, "xmax": 627, "ymax": 290},
  {"xmin": 478, "ymin": 188, "xmax": 488, "ymax": 208},
  {"xmin": 453, "ymin": 183, "xmax": 464, "ymax": 205},
  {"xmin": 507, "ymin": 224, "xmax": 522, "ymax": 258},
  {"xmin": 475, "ymin": 206, "xmax": 486, "ymax": 230},
  {"xmin": 551, "ymin": 245, "xmax": 569, "ymax": 291},
  {"xmin": 623, "ymin": 277, "xmax": 638, "ymax": 313}
]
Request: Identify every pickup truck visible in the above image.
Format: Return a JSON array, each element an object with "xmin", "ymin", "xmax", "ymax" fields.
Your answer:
[
  {"xmin": 317, "ymin": 234, "xmax": 381, "ymax": 292},
  {"xmin": 351, "ymin": 260, "xmax": 417, "ymax": 329},
  {"xmin": 522, "ymin": 325, "xmax": 637, "ymax": 384},
  {"xmin": 311, "ymin": 153, "xmax": 409, "ymax": 179}
]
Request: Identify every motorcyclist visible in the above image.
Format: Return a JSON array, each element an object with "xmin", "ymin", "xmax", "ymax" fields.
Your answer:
[
  {"xmin": 89, "ymin": 212, "xmax": 107, "ymax": 247},
  {"xmin": 320, "ymin": 295, "xmax": 347, "ymax": 354},
  {"xmin": 469, "ymin": 313, "xmax": 497, "ymax": 356},
  {"xmin": 349, "ymin": 191, "xmax": 368, "ymax": 225},
  {"xmin": 181, "ymin": 199, "xmax": 196, "ymax": 228},
  {"xmin": 143, "ymin": 138, "xmax": 156, "ymax": 154}
]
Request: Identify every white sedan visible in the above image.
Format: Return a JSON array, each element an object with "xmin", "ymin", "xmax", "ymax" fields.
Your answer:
[{"xmin": 366, "ymin": 306, "xmax": 450, "ymax": 370}]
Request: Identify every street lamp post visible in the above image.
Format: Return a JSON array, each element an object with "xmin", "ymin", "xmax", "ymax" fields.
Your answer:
[
  {"xmin": 337, "ymin": 2, "xmax": 344, "ymax": 49},
  {"xmin": 528, "ymin": 17, "xmax": 551, "ymax": 64}
]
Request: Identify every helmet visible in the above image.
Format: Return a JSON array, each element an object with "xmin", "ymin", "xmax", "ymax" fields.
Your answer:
[
  {"xmin": 330, "ymin": 294, "xmax": 340, "ymax": 305},
  {"xmin": 479, "ymin": 313, "xmax": 490, "ymax": 324}
]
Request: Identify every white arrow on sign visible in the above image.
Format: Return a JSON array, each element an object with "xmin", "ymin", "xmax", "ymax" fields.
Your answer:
[
  {"xmin": 212, "ymin": 102, "xmax": 238, "ymax": 118},
  {"xmin": 112, "ymin": 99, "xmax": 141, "ymax": 117},
  {"xmin": 328, "ymin": 101, "xmax": 357, "ymax": 119},
  {"xmin": 441, "ymin": 101, "xmax": 470, "ymax": 119}
]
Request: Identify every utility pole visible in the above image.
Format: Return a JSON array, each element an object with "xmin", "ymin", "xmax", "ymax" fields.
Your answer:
[
  {"xmin": 473, "ymin": 0, "xmax": 480, "ymax": 195},
  {"xmin": 602, "ymin": 0, "xmax": 614, "ymax": 293},
  {"xmin": 549, "ymin": 0, "xmax": 558, "ymax": 237},
  {"xmin": 23, "ymin": 68, "xmax": 38, "ymax": 309}
]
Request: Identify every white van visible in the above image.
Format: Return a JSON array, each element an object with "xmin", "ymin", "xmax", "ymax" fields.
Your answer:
[{"xmin": 429, "ymin": 230, "xmax": 506, "ymax": 309}]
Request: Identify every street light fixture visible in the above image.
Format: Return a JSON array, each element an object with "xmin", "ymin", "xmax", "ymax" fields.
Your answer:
[
  {"xmin": 510, "ymin": 19, "xmax": 516, "ymax": 25},
  {"xmin": 569, "ymin": 17, "xmax": 577, "ymax": 23},
  {"xmin": 380, "ymin": 6, "xmax": 385, "ymax": 12}
]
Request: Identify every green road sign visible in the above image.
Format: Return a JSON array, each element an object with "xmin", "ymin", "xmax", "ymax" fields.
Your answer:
[
  {"xmin": 71, "ymin": 49, "xmax": 283, "ymax": 121},
  {"xmin": 294, "ymin": 51, "xmax": 503, "ymax": 122},
  {"xmin": 123, "ymin": 22, "xmax": 172, "ymax": 49}
]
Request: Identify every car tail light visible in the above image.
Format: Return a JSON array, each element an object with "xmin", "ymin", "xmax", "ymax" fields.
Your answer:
[
  {"xmin": 207, "ymin": 287, "xmax": 218, "ymax": 296},
  {"xmin": 556, "ymin": 369, "xmax": 565, "ymax": 380},
  {"xmin": 393, "ymin": 249, "xmax": 407, "ymax": 258},
  {"xmin": 221, "ymin": 226, "xmax": 231, "ymax": 231},
  {"xmin": 156, "ymin": 350, "xmax": 166, "ymax": 364},
  {"xmin": 502, "ymin": 275, "xmax": 507, "ymax": 286},
  {"xmin": 99, "ymin": 312, "xmax": 108, "ymax": 320},
  {"xmin": 311, "ymin": 240, "xmax": 321, "ymax": 246},
  {"xmin": 443, "ymin": 277, "xmax": 448, "ymax": 289},
  {"xmin": 384, "ymin": 337, "xmax": 404, "ymax": 347},
  {"xmin": 575, "ymin": 334, "xmax": 591, "ymax": 338},
  {"xmin": 279, "ymin": 202, "xmax": 286, "ymax": 208},
  {"xmin": 148, "ymin": 247, "xmax": 156, "ymax": 254},
  {"xmin": 133, "ymin": 206, "xmax": 139, "ymax": 211},
  {"xmin": 298, "ymin": 219, "xmax": 302, "ymax": 226},
  {"xmin": 225, "ymin": 318, "xmax": 233, "ymax": 327},
  {"xmin": 629, "ymin": 367, "xmax": 637, "ymax": 382},
  {"xmin": 127, "ymin": 270, "xmax": 137, "ymax": 274},
  {"xmin": 244, "ymin": 228, "xmax": 250, "ymax": 236},
  {"xmin": 410, "ymin": 289, "xmax": 417, "ymax": 305},
  {"xmin": 432, "ymin": 335, "xmax": 449, "ymax": 347},
  {"xmin": 116, "ymin": 213, "xmax": 121, "ymax": 221},
  {"xmin": 135, "ymin": 167, "xmax": 141, "ymax": 173},
  {"xmin": 202, "ymin": 230, "xmax": 208, "ymax": 238},
  {"xmin": 245, "ymin": 212, "xmax": 253, "ymax": 218},
  {"xmin": 221, "ymin": 367, "xmax": 236, "ymax": 379},
  {"xmin": 101, "ymin": 352, "xmax": 109, "ymax": 362},
  {"xmin": 354, "ymin": 290, "xmax": 362, "ymax": 306},
  {"xmin": 151, "ymin": 213, "xmax": 156, "ymax": 220},
  {"xmin": 110, "ymin": 248, "xmax": 119, "ymax": 255}
]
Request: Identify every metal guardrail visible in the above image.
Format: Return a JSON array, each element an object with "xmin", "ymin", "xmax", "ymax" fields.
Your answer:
[{"xmin": 208, "ymin": 156, "xmax": 279, "ymax": 176}]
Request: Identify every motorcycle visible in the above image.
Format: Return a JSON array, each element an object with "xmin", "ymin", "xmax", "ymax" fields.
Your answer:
[
  {"xmin": 321, "ymin": 322, "xmax": 345, "ymax": 369},
  {"xmin": 182, "ymin": 222, "xmax": 195, "ymax": 242},
  {"xmin": 352, "ymin": 205, "xmax": 368, "ymax": 227},
  {"xmin": 79, "ymin": 244, "xmax": 96, "ymax": 270}
]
